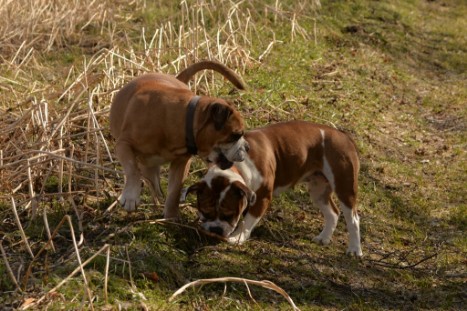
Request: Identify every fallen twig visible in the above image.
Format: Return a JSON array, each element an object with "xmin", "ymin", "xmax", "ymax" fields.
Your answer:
[
  {"xmin": 367, "ymin": 252, "xmax": 439, "ymax": 270},
  {"xmin": 20, "ymin": 244, "xmax": 110, "ymax": 310},
  {"xmin": 169, "ymin": 276, "xmax": 301, "ymax": 311},
  {"xmin": 141, "ymin": 218, "xmax": 228, "ymax": 242},
  {"xmin": 65, "ymin": 215, "xmax": 94, "ymax": 310},
  {"xmin": 11, "ymin": 197, "xmax": 34, "ymax": 259},
  {"xmin": 104, "ymin": 246, "xmax": 110, "ymax": 304},
  {"xmin": 0, "ymin": 240, "xmax": 23, "ymax": 292},
  {"xmin": 42, "ymin": 207, "xmax": 56, "ymax": 253}
]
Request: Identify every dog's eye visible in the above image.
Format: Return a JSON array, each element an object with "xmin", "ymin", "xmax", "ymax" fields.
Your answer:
[{"xmin": 228, "ymin": 131, "xmax": 244, "ymax": 143}]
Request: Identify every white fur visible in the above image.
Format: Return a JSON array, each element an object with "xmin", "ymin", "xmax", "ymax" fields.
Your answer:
[
  {"xmin": 200, "ymin": 165, "xmax": 248, "ymax": 237},
  {"xmin": 312, "ymin": 201, "xmax": 339, "ymax": 245},
  {"xmin": 219, "ymin": 185, "xmax": 231, "ymax": 203},
  {"xmin": 119, "ymin": 183, "xmax": 141, "ymax": 211},
  {"xmin": 203, "ymin": 129, "xmax": 363, "ymax": 256},
  {"xmin": 235, "ymin": 153, "xmax": 264, "ymax": 192},
  {"xmin": 200, "ymin": 190, "xmax": 249, "ymax": 238},
  {"xmin": 203, "ymin": 165, "xmax": 243, "ymax": 186},
  {"xmin": 227, "ymin": 213, "xmax": 260, "ymax": 244},
  {"xmin": 223, "ymin": 137, "xmax": 249, "ymax": 162},
  {"xmin": 201, "ymin": 219, "xmax": 236, "ymax": 237},
  {"xmin": 207, "ymin": 137, "xmax": 249, "ymax": 164},
  {"xmin": 341, "ymin": 202, "xmax": 362, "ymax": 256}
]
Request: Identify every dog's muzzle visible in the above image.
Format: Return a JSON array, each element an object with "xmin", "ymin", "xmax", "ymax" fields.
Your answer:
[
  {"xmin": 201, "ymin": 221, "xmax": 234, "ymax": 237},
  {"xmin": 209, "ymin": 226, "xmax": 224, "ymax": 236},
  {"xmin": 224, "ymin": 137, "xmax": 249, "ymax": 162},
  {"xmin": 208, "ymin": 137, "xmax": 249, "ymax": 169}
]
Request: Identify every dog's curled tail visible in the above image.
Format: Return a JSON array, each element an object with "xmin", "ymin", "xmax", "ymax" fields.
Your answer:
[{"xmin": 176, "ymin": 60, "xmax": 246, "ymax": 90}]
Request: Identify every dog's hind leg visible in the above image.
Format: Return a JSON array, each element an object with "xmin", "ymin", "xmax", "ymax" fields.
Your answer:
[
  {"xmin": 336, "ymin": 184, "xmax": 362, "ymax": 257},
  {"xmin": 339, "ymin": 201, "xmax": 362, "ymax": 257},
  {"xmin": 140, "ymin": 164, "xmax": 164, "ymax": 206},
  {"xmin": 139, "ymin": 156, "xmax": 165, "ymax": 206},
  {"xmin": 116, "ymin": 141, "xmax": 142, "ymax": 212},
  {"xmin": 164, "ymin": 156, "xmax": 192, "ymax": 219},
  {"xmin": 308, "ymin": 173, "xmax": 340, "ymax": 245},
  {"xmin": 333, "ymin": 166, "xmax": 362, "ymax": 257}
]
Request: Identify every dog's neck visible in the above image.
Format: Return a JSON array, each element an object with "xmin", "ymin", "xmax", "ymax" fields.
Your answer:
[{"xmin": 185, "ymin": 96, "xmax": 200, "ymax": 155}]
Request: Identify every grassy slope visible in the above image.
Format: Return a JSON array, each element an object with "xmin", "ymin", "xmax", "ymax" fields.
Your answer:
[{"xmin": 1, "ymin": 0, "xmax": 465, "ymax": 310}]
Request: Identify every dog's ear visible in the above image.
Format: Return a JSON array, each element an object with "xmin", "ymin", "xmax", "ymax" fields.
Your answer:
[
  {"xmin": 209, "ymin": 103, "xmax": 232, "ymax": 131},
  {"xmin": 232, "ymin": 181, "xmax": 256, "ymax": 206},
  {"xmin": 180, "ymin": 181, "xmax": 206, "ymax": 202},
  {"xmin": 225, "ymin": 100, "xmax": 236, "ymax": 107}
]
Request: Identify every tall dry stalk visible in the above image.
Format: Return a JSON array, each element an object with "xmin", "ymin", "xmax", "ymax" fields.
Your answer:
[{"xmin": 0, "ymin": 0, "xmax": 315, "ymax": 308}]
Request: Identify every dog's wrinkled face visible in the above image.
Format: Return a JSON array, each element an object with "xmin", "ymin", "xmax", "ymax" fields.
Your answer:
[
  {"xmin": 185, "ymin": 167, "xmax": 256, "ymax": 237},
  {"xmin": 197, "ymin": 102, "xmax": 249, "ymax": 169},
  {"xmin": 208, "ymin": 134, "xmax": 249, "ymax": 169}
]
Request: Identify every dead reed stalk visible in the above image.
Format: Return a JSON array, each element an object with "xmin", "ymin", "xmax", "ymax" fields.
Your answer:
[
  {"xmin": 1, "ymin": 1, "xmax": 314, "ymax": 309},
  {"xmin": 20, "ymin": 244, "xmax": 110, "ymax": 310},
  {"xmin": 0, "ymin": 240, "xmax": 22, "ymax": 292},
  {"xmin": 169, "ymin": 277, "xmax": 301, "ymax": 311}
]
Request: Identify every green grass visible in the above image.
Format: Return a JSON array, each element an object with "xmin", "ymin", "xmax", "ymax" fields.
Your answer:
[{"xmin": 1, "ymin": 0, "xmax": 466, "ymax": 310}]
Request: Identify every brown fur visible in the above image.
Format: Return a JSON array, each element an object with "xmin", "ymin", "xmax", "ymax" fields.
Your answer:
[
  {"xmin": 187, "ymin": 121, "xmax": 363, "ymax": 256},
  {"xmin": 110, "ymin": 61, "xmax": 246, "ymax": 218}
]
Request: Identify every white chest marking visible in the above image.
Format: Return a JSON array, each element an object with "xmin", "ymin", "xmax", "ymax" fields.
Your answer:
[
  {"xmin": 235, "ymin": 153, "xmax": 264, "ymax": 192},
  {"xmin": 320, "ymin": 129, "xmax": 335, "ymax": 191}
]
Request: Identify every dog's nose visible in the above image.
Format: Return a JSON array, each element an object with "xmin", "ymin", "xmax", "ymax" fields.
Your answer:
[{"xmin": 209, "ymin": 226, "xmax": 224, "ymax": 236}]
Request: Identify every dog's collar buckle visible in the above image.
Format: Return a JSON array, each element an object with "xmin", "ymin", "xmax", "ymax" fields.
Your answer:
[{"xmin": 186, "ymin": 96, "xmax": 200, "ymax": 155}]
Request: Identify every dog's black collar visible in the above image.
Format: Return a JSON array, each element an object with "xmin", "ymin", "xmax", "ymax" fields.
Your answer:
[{"xmin": 186, "ymin": 96, "xmax": 200, "ymax": 155}]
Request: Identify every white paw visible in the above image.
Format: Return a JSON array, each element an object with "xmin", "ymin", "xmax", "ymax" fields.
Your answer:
[
  {"xmin": 313, "ymin": 235, "xmax": 332, "ymax": 245},
  {"xmin": 227, "ymin": 236, "xmax": 244, "ymax": 244},
  {"xmin": 119, "ymin": 192, "xmax": 140, "ymax": 212},
  {"xmin": 227, "ymin": 231, "xmax": 249, "ymax": 245},
  {"xmin": 346, "ymin": 245, "xmax": 363, "ymax": 257}
]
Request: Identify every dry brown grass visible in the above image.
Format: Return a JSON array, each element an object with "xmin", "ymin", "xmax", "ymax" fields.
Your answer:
[
  {"xmin": 2, "ymin": 0, "xmax": 464, "ymax": 310},
  {"xmin": 0, "ymin": 0, "xmax": 321, "ymax": 309},
  {"xmin": 0, "ymin": 0, "xmax": 319, "ymax": 206},
  {"xmin": 0, "ymin": 0, "xmax": 263, "ymax": 197}
]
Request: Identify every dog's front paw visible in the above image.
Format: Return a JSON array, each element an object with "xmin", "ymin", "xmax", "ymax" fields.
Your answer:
[
  {"xmin": 227, "ymin": 229, "xmax": 250, "ymax": 245},
  {"xmin": 119, "ymin": 193, "xmax": 140, "ymax": 212},
  {"xmin": 346, "ymin": 245, "xmax": 363, "ymax": 258},
  {"xmin": 227, "ymin": 235, "xmax": 246, "ymax": 245},
  {"xmin": 313, "ymin": 235, "xmax": 332, "ymax": 245}
]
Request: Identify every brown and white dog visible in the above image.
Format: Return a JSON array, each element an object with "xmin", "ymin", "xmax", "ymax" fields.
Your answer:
[
  {"xmin": 184, "ymin": 121, "xmax": 363, "ymax": 256},
  {"xmin": 110, "ymin": 61, "xmax": 249, "ymax": 219}
]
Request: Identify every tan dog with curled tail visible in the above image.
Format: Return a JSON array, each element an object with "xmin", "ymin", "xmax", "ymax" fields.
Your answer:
[{"xmin": 110, "ymin": 61, "xmax": 249, "ymax": 219}]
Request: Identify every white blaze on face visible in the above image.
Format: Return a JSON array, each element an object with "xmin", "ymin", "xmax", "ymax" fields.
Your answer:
[
  {"xmin": 199, "ymin": 192, "xmax": 246, "ymax": 237},
  {"xmin": 200, "ymin": 166, "xmax": 248, "ymax": 237},
  {"xmin": 203, "ymin": 165, "xmax": 243, "ymax": 187},
  {"xmin": 199, "ymin": 151, "xmax": 263, "ymax": 238}
]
